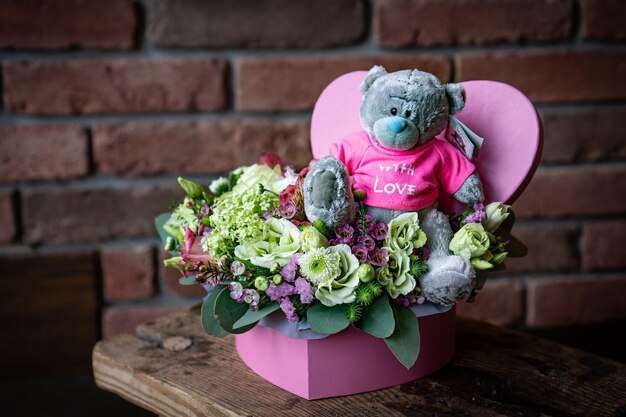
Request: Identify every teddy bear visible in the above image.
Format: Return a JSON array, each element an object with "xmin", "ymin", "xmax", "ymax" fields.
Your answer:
[{"xmin": 303, "ymin": 66, "xmax": 484, "ymax": 305}]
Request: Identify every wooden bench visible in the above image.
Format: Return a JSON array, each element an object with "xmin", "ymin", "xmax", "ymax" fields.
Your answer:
[{"xmin": 93, "ymin": 306, "xmax": 626, "ymax": 416}]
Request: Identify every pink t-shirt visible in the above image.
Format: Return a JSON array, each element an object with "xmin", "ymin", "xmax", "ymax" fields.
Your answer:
[{"xmin": 330, "ymin": 131, "xmax": 475, "ymax": 211}]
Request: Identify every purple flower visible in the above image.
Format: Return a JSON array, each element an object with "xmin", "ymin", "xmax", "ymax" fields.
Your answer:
[
  {"xmin": 368, "ymin": 247, "xmax": 389, "ymax": 267},
  {"xmin": 369, "ymin": 222, "xmax": 388, "ymax": 240},
  {"xmin": 342, "ymin": 236, "xmax": 355, "ymax": 246},
  {"xmin": 328, "ymin": 238, "xmax": 342, "ymax": 246},
  {"xmin": 265, "ymin": 282, "xmax": 296, "ymax": 302},
  {"xmin": 351, "ymin": 244, "xmax": 369, "ymax": 264},
  {"xmin": 242, "ymin": 289, "xmax": 260, "ymax": 309},
  {"xmin": 357, "ymin": 235, "xmax": 375, "ymax": 251},
  {"xmin": 197, "ymin": 201, "xmax": 210, "ymax": 220},
  {"xmin": 263, "ymin": 207, "xmax": 277, "ymax": 220},
  {"xmin": 228, "ymin": 281, "xmax": 243, "ymax": 302},
  {"xmin": 334, "ymin": 224, "xmax": 355, "ymax": 240},
  {"xmin": 279, "ymin": 203, "xmax": 297, "ymax": 219},
  {"xmin": 294, "ymin": 277, "xmax": 314, "ymax": 304},
  {"xmin": 230, "ymin": 261, "xmax": 245, "ymax": 276},
  {"xmin": 280, "ymin": 262, "xmax": 297, "ymax": 282},
  {"xmin": 417, "ymin": 296, "xmax": 425, "ymax": 305},
  {"xmin": 280, "ymin": 298, "xmax": 299, "ymax": 322}
]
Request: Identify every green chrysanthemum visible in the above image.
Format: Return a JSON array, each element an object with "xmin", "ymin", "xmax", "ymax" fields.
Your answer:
[
  {"xmin": 345, "ymin": 303, "xmax": 362, "ymax": 323},
  {"xmin": 298, "ymin": 247, "xmax": 340, "ymax": 287},
  {"xmin": 410, "ymin": 260, "xmax": 429, "ymax": 278}
]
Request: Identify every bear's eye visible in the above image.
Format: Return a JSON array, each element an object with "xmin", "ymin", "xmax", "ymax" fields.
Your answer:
[
  {"xmin": 404, "ymin": 110, "xmax": 412, "ymax": 118},
  {"xmin": 390, "ymin": 108, "xmax": 397, "ymax": 115}
]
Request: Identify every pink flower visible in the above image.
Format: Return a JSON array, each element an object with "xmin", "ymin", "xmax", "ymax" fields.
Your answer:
[{"xmin": 258, "ymin": 152, "xmax": 283, "ymax": 169}]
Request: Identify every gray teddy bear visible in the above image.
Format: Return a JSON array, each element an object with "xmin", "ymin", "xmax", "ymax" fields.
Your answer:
[{"xmin": 304, "ymin": 66, "xmax": 484, "ymax": 305}]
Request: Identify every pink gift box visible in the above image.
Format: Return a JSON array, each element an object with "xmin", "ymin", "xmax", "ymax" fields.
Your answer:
[{"xmin": 236, "ymin": 307, "xmax": 456, "ymax": 399}]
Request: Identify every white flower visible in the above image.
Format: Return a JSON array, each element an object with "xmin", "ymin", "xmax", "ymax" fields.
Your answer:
[
  {"xmin": 384, "ymin": 212, "xmax": 427, "ymax": 254},
  {"xmin": 376, "ymin": 248, "xmax": 415, "ymax": 298},
  {"xmin": 209, "ymin": 177, "xmax": 229, "ymax": 195},
  {"xmin": 483, "ymin": 202, "xmax": 511, "ymax": 233},
  {"xmin": 234, "ymin": 218, "xmax": 301, "ymax": 268},
  {"xmin": 449, "ymin": 223, "xmax": 490, "ymax": 259},
  {"xmin": 300, "ymin": 244, "xmax": 360, "ymax": 307},
  {"xmin": 300, "ymin": 226, "xmax": 329, "ymax": 252},
  {"xmin": 229, "ymin": 164, "xmax": 296, "ymax": 196}
]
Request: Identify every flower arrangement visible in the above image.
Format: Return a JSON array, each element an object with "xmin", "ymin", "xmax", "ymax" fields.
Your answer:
[{"xmin": 156, "ymin": 153, "xmax": 525, "ymax": 369}]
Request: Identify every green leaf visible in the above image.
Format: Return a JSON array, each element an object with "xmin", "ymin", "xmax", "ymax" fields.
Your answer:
[
  {"xmin": 155, "ymin": 212, "xmax": 173, "ymax": 246},
  {"xmin": 307, "ymin": 303, "xmax": 350, "ymax": 335},
  {"xmin": 201, "ymin": 290, "xmax": 229, "ymax": 338},
  {"xmin": 233, "ymin": 302, "xmax": 281, "ymax": 329},
  {"xmin": 384, "ymin": 305, "xmax": 421, "ymax": 369},
  {"xmin": 355, "ymin": 295, "xmax": 394, "ymax": 338},
  {"xmin": 213, "ymin": 287, "xmax": 256, "ymax": 334},
  {"xmin": 179, "ymin": 274, "xmax": 197, "ymax": 285}
]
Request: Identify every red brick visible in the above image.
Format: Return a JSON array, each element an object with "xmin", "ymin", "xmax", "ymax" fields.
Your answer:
[
  {"xmin": 236, "ymin": 55, "xmax": 451, "ymax": 111},
  {"xmin": 0, "ymin": 125, "xmax": 88, "ymax": 181},
  {"xmin": 540, "ymin": 107, "xmax": 626, "ymax": 163},
  {"xmin": 505, "ymin": 222, "xmax": 580, "ymax": 272},
  {"xmin": 526, "ymin": 275, "xmax": 626, "ymax": 327},
  {"xmin": 375, "ymin": 0, "xmax": 572, "ymax": 47},
  {"xmin": 93, "ymin": 119, "xmax": 311, "ymax": 176},
  {"xmin": 145, "ymin": 0, "xmax": 365, "ymax": 48},
  {"xmin": 102, "ymin": 305, "xmax": 182, "ymax": 339},
  {"xmin": 3, "ymin": 58, "xmax": 227, "ymax": 115},
  {"xmin": 456, "ymin": 50, "xmax": 626, "ymax": 103},
  {"xmin": 0, "ymin": 0, "xmax": 135, "ymax": 50},
  {"xmin": 22, "ymin": 182, "xmax": 182, "ymax": 244},
  {"xmin": 582, "ymin": 220, "xmax": 626, "ymax": 271},
  {"xmin": 102, "ymin": 245, "xmax": 155, "ymax": 302},
  {"xmin": 159, "ymin": 249, "xmax": 205, "ymax": 298},
  {"xmin": 581, "ymin": 0, "xmax": 626, "ymax": 41},
  {"xmin": 457, "ymin": 279, "xmax": 523, "ymax": 326},
  {"xmin": 0, "ymin": 189, "xmax": 16, "ymax": 244},
  {"xmin": 514, "ymin": 164, "xmax": 626, "ymax": 218}
]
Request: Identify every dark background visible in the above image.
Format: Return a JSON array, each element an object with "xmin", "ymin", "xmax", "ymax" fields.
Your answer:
[{"xmin": 0, "ymin": 0, "xmax": 625, "ymax": 415}]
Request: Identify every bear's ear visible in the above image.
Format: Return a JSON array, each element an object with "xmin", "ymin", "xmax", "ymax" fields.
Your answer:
[
  {"xmin": 445, "ymin": 83, "xmax": 466, "ymax": 115},
  {"xmin": 359, "ymin": 65, "xmax": 387, "ymax": 94}
]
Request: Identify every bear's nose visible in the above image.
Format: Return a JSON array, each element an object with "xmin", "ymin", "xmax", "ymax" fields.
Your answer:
[{"xmin": 387, "ymin": 117, "xmax": 407, "ymax": 133}]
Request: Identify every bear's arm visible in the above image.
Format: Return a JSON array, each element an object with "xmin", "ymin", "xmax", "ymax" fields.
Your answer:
[{"xmin": 453, "ymin": 173, "xmax": 484, "ymax": 203}]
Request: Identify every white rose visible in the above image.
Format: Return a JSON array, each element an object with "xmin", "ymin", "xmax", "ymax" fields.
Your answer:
[
  {"xmin": 384, "ymin": 212, "xmax": 427, "ymax": 254},
  {"xmin": 314, "ymin": 244, "xmax": 360, "ymax": 307},
  {"xmin": 234, "ymin": 218, "xmax": 301, "ymax": 268},
  {"xmin": 376, "ymin": 248, "xmax": 416, "ymax": 298}
]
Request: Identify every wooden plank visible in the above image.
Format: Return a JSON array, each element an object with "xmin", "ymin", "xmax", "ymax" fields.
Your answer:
[
  {"xmin": 1, "ymin": 252, "xmax": 98, "ymax": 377},
  {"xmin": 93, "ymin": 307, "xmax": 626, "ymax": 417}
]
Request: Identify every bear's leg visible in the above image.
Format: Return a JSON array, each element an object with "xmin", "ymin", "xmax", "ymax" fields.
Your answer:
[
  {"xmin": 418, "ymin": 207, "xmax": 476, "ymax": 305},
  {"xmin": 303, "ymin": 156, "xmax": 356, "ymax": 229}
]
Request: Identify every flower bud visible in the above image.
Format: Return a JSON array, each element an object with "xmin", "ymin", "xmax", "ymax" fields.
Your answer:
[
  {"xmin": 353, "ymin": 190, "xmax": 367, "ymax": 202},
  {"xmin": 254, "ymin": 276, "xmax": 270, "ymax": 291},
  {"xmin": 356, "ymin": 263, "xmax": 375, "ymax": 283},
  {"xmin": 471, "ymin": 258, "xmax": 494, "ymax": 270},
  {"xmin": 177, "ymin": 177, "xmax": 204, "ymax": 199},
  {"xmin": 491, "ymin": 252, "xmax": 508, "ymax": 265},
  {"xmin": 269, "ymin": 262, "xmax": 281, "ymax": 273},
  {"xmin": 163, "ymin": 256, "xmax": 184, "ymax": 270},
  {"xmin": 272, "ymin": 274, "xmax": 283, "ymax": 285}
]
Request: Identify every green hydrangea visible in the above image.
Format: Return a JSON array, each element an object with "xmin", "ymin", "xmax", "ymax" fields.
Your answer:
[{"xmin": 204, "ymin": 188, "xmax": 278, "ymax": 259}]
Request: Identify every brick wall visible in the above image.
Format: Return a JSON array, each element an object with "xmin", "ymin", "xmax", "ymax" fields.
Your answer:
[{"xmin": 1, "ymin": 0, "xmax": 625, "ymax": 374}]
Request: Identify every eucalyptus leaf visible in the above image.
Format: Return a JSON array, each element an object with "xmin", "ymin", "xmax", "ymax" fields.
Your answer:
[
  {"xmin": 213, "ymin": 287, "xmax": 256, "ymax": 334},
  {"xmin": 155, "ymin": 212, "xmax": 173, "ymax": 246},
  {"xmin": 355, "ymin": 295, "xmax": 394, "ymax": 338},
  {"xmin": 179, "ymin": 274, "xmax": 197, "ymax": 285},
  {"xmin": 233, "ymin": 302, "xmax": 281, "ymax": 329},
  {"xmin": 307, "ymin": 303, "xmax": 350, "ymax": 335},
  {"xmin": 384, "ymin": 305, "xmax": 421, "ymax": 369},
  {"xmin": 201, "ymin": 289, "xmax": 229, "ymax": 338}
]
